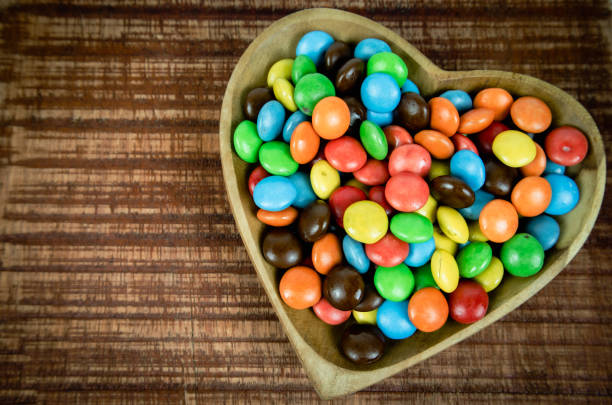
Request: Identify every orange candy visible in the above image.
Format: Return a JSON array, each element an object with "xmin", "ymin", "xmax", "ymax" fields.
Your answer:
[
  {"xmin": 458, "ymin": 108, "xmax": 495, "ymax": 134},
  {"xmin": 257, "ymin": 207, "xmax": 298, "ymax": 226},
  {"xmin": 290, "ymin": 121, "xmax": 320, "ymax": 164},
  {"xmin": 279, "ymin": 266, "xmax": 321, "ymax": 310},
  {"xmin": 312, "ymin": 96, "xmax": 351, "ymax": 140},
  {"xmin": 428, "ymin": 97, "xmax": 460, "ymax": 137},
  {"xmin": 408, "ymin": 287, "xmax": 449, "ymax": 332},
  {"xmin": 511, "ymin": 176, "xmax": 552, "ymax": 217},
  {"xmin": 479, "ymin": 199, "xmax": 519, "ymax": 243},
  {"xmin": 520, "ymin": 143, "xmax": 547, "ymax": 177},
  {"xmin": 473, "ymin": 88, "xmax": 513, "ymax": 121},
  {"xmin": 312, "ymin": 233, "xmax": 342, "ymax": 275},
  {"xmin": 510, "ymin": 96, "xmax": 552, "ymax": 133},
  {"xmin": 414, "ymin": 129, "xmax": 455, "ymax": 159}
]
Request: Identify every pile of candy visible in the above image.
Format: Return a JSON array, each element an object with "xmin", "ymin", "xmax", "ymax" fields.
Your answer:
[{"xmin": 233, "ymin": 31, "xmax": 588, "ymax": 365}]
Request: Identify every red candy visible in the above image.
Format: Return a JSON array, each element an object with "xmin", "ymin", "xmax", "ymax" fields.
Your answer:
[
  {"xmin": 450, "ymin": 134, "xmax": 479, "ymax": 155},
  {"xmin": 313, "ymin": 298, "xmax": 352, "ymax": 325},
  {"xmin": 383, "ymin": 125, "xmax": 413, "ymax": 151},
  {"xmin": 545, "ymin": 126, "xmax": 588, "ymax": 166},
  {"xmin": 368, "ymin": 185, "xmax": 394, "ymax": 216},
  {"xmin": 388, "ymin": 144, "xmax": 432, "ymax": 177},
  {"xmin": 449, "ymin": 280, "xmax": 489, "ymax": 324},
  {"xmin": 353, "ymin": 159, "xmax": 390, "ymax": 186},
  {"xmin": 384, "ymin": 172, "xmax": 429, "ymax": 212},
  {"xmin": 329, "ymin": 186, "xmax": 367, "ymax": 227},
  {"xmin": 476, "ymin": 122, "xmax": 509, "ymax": 154},
  {"xmin": 324, "ymin": 136, "xmax": 368, "ymax": 172},
  {"xmin": 248, "ymin": 166, "xmax": 270, "ymax": 195},
  {"xmin": 365, "ymin": 232, "xmax": 410, "ymax": 267}
]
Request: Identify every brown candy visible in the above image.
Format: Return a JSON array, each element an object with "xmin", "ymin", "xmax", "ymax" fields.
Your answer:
[
  {"xmin": 298, "ymin": 200, "xmax": 331, "ymax": 242},
  {"xmin": 353, "ymin": 284, "xmax": 384, "ymax": 312},
  {"xmin": 343, "ymin": 96, "xmax": 367, "ymax": 136},
  {"xmin": 335, "ymin": 58, "xmax": 365, "ymax": 94},
  {"xmin": 340, "ymin": 324, "xmax": 385, "ymax": 365},
  {"xmin": 262, "ymin": 228, "xmax": 303, "ymax": 269},
  {"xmin": 483, "ymin": 158, "xmax": 518, "ymax": 196},
  {"xmin": 323, "ymin": 265, "xmax": 365, "ymax": 311},
  {"xmin": 323, "ymin": 41, "xmax": 352, "ymax": 77},
  {"xmin": 396, "ymin": 92, "xmax": 430, "ymax": 133},
  {"xmin": 430, "ymin": 175, "xmax": 476, "ymax": 209},
  {"xmin": 243, "ymin": 87, "xmax": 274, "ymax": 121}
]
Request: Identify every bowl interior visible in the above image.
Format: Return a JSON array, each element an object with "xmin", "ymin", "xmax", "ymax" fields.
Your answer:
[{"xmin": 220, "ymin": 8, "xmax": 605, "ymax": 393}]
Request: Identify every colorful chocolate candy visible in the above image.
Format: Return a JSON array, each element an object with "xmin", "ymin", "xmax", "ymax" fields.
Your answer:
[{"xmin": 232, "ymin": 30, "xmax": 588, "ymax": 366}]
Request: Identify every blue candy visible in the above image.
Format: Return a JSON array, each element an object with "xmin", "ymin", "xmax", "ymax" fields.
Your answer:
[
  {"xmin": 440, "ymin": 89, "xmax": 472, "ymax": 113},
  {"xmin": 544, "ymin": 174, "xmax": 579, "ymax": 215},
  {"xmin": 525, "ymin": 215, "xmax": 560, "ymax": 251},
  {"xmin": 361, "ymin": 73, "xmax": 401, "ymax": 113},
  {"xmin": 404, "ymin": 237, "xmax": 436, "ymax": 267},
  {"xmin": 282, "ymin": 110, "xmax": 308, "ymax": 143},
  {"xmin": 450, "ymin": 150, "xmax": 486, "ymax": 191},
  {"xmin": 401, "ymin": 78, "xmax": 420, "ymax": 94},
  {"xmin": 342, "ymin": 235, "xmax": 370, "ymax": 274},
  {"xmin": 253, "ymin": 176, "xmax": 296, "ymax": 211},
  {"xmin": 459, "ymin": 189, "xmax": 495, "ymax": 221},
  {"xmin": 296, "ymin": 31, "xmax": 334, "ymax": 66},
  {"xmin": 366, "ymin": 109, "xmax": 393, "ymax": 127},
  {"xmin": 257, "ymin": 100, "xmax": 285, "ymax": 142},
  {"xmin": 287, "ymin": 171, "xmax": 316, "ymax": 208},
  {"xmin": 354, "ymin": 38, "xmax": 392, "ymax": 60},
  {"xmin": 544, "ymin": 159, "xmax": 566, "ymax": 175},
  {"xmin": 376, "ymin": 300, "xmax": 416, "ymax": 340}
]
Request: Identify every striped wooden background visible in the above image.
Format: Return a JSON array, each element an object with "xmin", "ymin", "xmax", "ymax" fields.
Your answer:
[{"xmin": 0, "ymin": 1, "xmax": 611, "ymax": 403}]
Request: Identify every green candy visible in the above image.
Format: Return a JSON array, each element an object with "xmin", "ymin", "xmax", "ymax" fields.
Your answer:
[
  {"xmin": 359, "ymin": 120, "xmax": 388, "ymax": 160},
  {"xmin": 291, "ymin": 55, "xmax": 317, "ymax": 85},
  {"xmin": 374, "ymin": 263, "xmax": 414, "ymax": 302},
  {"xmin": 501, "ymin": 233, "xmax": 545, "ymax": 277},
  {"xmin": 413, "ymin": 264, "xmax": 439, "ymax": 291},
  {"xmin": 457, "ymin": 242, "xmax": 493, "ymax": 278},
  {"xmin": 390, "ymin": 213, "xmax": 433, "ymax": 243},
  {"xmin": 233, "ymin": 120, "xmax": 262, "ymax": 163},
  {"xmin": 293, "ymin": 73, "xmax": 335, "ymax": 116},
  {"xmin": 367, "ymin": 52, "xmax": 408, "ymax": 87},
  {"xmin": 258, "ymin": 141, "xmax": 298, "ymax": 176}
]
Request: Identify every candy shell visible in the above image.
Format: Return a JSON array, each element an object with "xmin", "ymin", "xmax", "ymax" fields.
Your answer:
[
  {"xmin": 360, "ymin": 120, "xmax": 389, "ymax": 160},
  {"xmin": 325, "ymin": 136, "xmax": 367, "ymax": 173},
  {"xmin": 429, "ymin": 97, "xmax": 460, "ymax": 136},
  {"xmin": 312, "ymin": 96, "xmax": 351, "ymax": 140},
  {"xmin": 253, "ymin": 176, "xmax": 297, "ymax": 211},
  {"xmin": 456, "ymin": 241, "xmax": 492, "ymax": 278},
  {"xmin": 279, "ymin": 266, "xmax": 321, "ymax": 310},
  {"xmin": 342, "ymin": 235, "xmax": 370, "ymax": 274},
  {"xmin": 408, "ymin": 287, "xmax": 448, "ymax": 332},
  {"xmin": 366, "ymin": 233, "xmax": 410, "ymax": 268},
  {"xmin": 288, "ymin": 171, "xmax": 317, "ymax": 208},
  {"xmin": 473, "ymin": 256, "xmax": 504, "ymax": 292},
  {"xmin": 354, "ymin": 38, "xmax": 392, "ymax": 60},
  {"xmin": 343, "ymin": 200, "xmax": 389, "ymax": 244},
  {"xmin": 458, "ymin": 108, "xmax": 495, "ymax": 134},
  {"xmin": 510, "ymin": 96, "xmax": 552, "ymax": 133},
  {"xmin": 473, "ymin": 88, "xmax": 513, "ymax": 121},
  {"xmin": 291, "ymin": 54, "xmax": 317, "ymax": 84},
  {"xmin": 352, "ymin": 309, "xmax": 378, "ymax": 325},
  {"xmin": 367, "ymin": 51, "xmax": 408, "ymax": 87},
  {"xmin": 233, "ymin": 120, "xmax": 262, "ymax": 163},
  {"xmin": 313, "ymin": 298, "xmax": 351, "ymax": 325},
  {"xmin": 544, "ymin": 174, "xmax": 579, "ymax": 215},
  {"xmin": 312, "ymin": 233, "xmax": 342, "ymax": 275},
  {"xmin": 290, "ymin": 121, "xmax": 320, "ymax": 164},
  {"xmin": 296, "ymin": 31, "xmax": 334, "ymax": 66},
  {"xmin": 414, "ymin": 130, "xmax": 455, "ymax": 159},
  {"xmin": 390, "ymin": 212, "xmax": 434, "ymax": 243},
  {"xmin": 511, "ymin": 176, "xmax": 552, "ymax": 217},
  {"xmin": 450, "ymin": 150, "xmax": 486, "ymax": 191},
  {"xmin": 310, "ymin": 160, "xmax": 341, "ymax": 199},
  {"xmin": 267, "ymin": 58, "xmax": 293, "ymax": 87},
  {"xmin": 385, "ymin": 172, "xmax": 430, "ymax": 212},
  {"xmin": 294, "ymin": 73, "xmax": 336, "ymax": 116},
  {"xmin": 479, "ymin": 199, "xmax": 519, "ymax": 243},
  {"xmin": 404, "ymin": 237, "xmax": 436, "ymax": 267},
  {"xmin": 525, "ymin": 215, "xmax": 560, "ymax": 251},
  {"xmin": 257, "ymin": 207, "xmax": 298, "ymax": 227},
  {"xmin": 259, "ymin": 141, "xmax": 299, "ymax": 176},
  {"xmin": 361, "ymin": 73, "xmax": 401, "ymax": 113},
  {"xmin": 354, "ymin": 159, "xmax": 390, "ymax": 186},
  {"xmin": 439, "ymin": 89, "xmax": 472, "ymax": 113},
  {"xmin": 492, "ymin": 130, "xmax": 537, "ymax": 168},
  {"xmin": 545, "ymin": 126, "xmax": 589, "ymax": 166},
  {"xmin": 388, "ymin": 144, "xmax": 432, "ymax": 177},
  {"xmin": 282, "ymin": 110, "xmax": 308, "ymax": 143},
  {"xmin": 448, "ymin": 280, "xmax": 488, "ymax": 324},
  {"xmin": 430, "ymin": 249, "xmax": 459, "ymax": 293},
  {"xmin": 436, "ymin": 206, "xmax": 469, "ymax": 244},
  {"xmin": 501, "ymin": 233, "xmax": 545, "ymax": 277},
  {"xmin": 401, "ymin": 78, "xmax": 420, "ymax": 94}
]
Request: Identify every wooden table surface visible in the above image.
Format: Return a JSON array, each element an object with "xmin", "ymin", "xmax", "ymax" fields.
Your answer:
[{"xmin": 0, "ymin": 1, "xmax": 610, "ymax": 403}]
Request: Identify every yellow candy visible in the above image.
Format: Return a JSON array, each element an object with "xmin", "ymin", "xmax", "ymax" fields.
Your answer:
[
  {"xmin": 273, "ymin": 78, "xmax": 297, "ymax": 112},
  {"xmin": 474, "ymin": 256, "xmax": 504, "ymax": 292},
  {"xmin": 343, "ymin": 200, "xmax": 388, "ymax": 244},
  {"xmin": 431, "ymin": 249, "xmax": 459, "ymax": 293},
  {"xmin": 492, "ymin": 130, "xmax": 536, "ymax": 167},
  {"xmin": 345, "ymin": 178, "xmax": 369, "ymax": 194},
  {"xmin": 436, "ymin": 206, "xmax": 469, "ymax": 244},
  {"xmin": 415, "ymin": 194, "xmax": 438, "ymax": 223},
  {"xmin": 428, "ymin": 159, "xmax": 450, "ymax": 180},
  {"xmin": 267, "ymin": 58, "xmax": 293, "ymax": 87},
  {"xmin": 468, "ymin": 221, "xmax": 488, "ymax": 242},
  {"xmin": 432, "ymin": 226, "xmax": 458, "ymax": 255},
  {"xmin": 310, "ymin": 160, "xmax": 340, "ymax": 199},
  {"xmin": 353, "ymin": 309, "xmax": 378, "ymax": 325}
]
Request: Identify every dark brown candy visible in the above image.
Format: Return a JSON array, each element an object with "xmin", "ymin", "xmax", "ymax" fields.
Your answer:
[
  {"xmin": 297, "ymin": 200, "xmax": 331, "ymax": 242},
  {"xmin": 323, "ymin": 41, "xmax": 352, "ymax": 77},
  {"xmin": 430, "ymin": 175, "xmax": 476, "ymax": 209},
  {"xmin": 323, "ymin": 265, "xmax": 365, "ymax": 311},
  {"xmin": 335, "ymin": 58, "xmax": 365, "ymax": 94},
  {"xmin": 262, "ymin": 228, "xmax": 303, "ymax": 269},
  {"xmin": 396, "ymin": 92, "xmax": 430, "ymax": 133},
  {"xmin": 243, "ymin": 87, "xmax": 274, "ymax": 121},
  {"xmin": 343, "ymin": 96, "xmax": 367, "ymax": 136},
  {"xmin": 483, "ymin": 158, "xmax": 518, "ymax": 196},
  {"xmin": 353, "ymin": 284, "xmax": 383, "ymax": 312},
  {"xmin": 340, "ymin": 324, "xmax": 385, "ymax": 365}
]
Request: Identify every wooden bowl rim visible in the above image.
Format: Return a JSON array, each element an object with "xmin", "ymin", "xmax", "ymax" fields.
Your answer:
[{"xmin": 219, "ymin": 8, "xmax": 606, "ymax": 399}]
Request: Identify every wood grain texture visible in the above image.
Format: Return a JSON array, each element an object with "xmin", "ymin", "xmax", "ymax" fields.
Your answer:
[{"xmin": 0, "ymin": 1, "xmax": 611, "ymax": 403}]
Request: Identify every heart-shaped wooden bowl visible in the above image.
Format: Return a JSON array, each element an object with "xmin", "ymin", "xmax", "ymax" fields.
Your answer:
[{"xmin": 219, "ymin": 8, "xmax": 605, "ymax": 399}]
